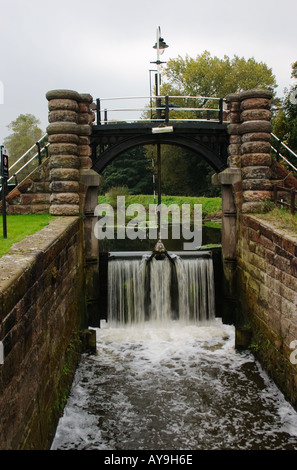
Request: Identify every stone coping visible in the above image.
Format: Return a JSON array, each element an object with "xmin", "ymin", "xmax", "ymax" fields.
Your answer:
[
  {"xmin": 245, "ymin": 213, "xmax": 297, "ymax": 246},
  {"xmin": 0, "ymin": 216, "xmax": 81, "ymax": 321}
]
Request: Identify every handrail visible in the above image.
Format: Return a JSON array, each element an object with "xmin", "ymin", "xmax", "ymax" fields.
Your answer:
[
  {"xmin": 98, "ymin": 95, "xmax": 224, "ymax": 102},
  {"xmin": 271, "ymin": 133, "xmax": 297, "ymax": 173},
  {"xmin": 9, "ymin": 133, "xmax": 48, "ymax": 173},
  {"xmin": 95, "ymin": 95, "xmax": 227, "ymax": 126},
  {"xmin": 7, "ymin": 143, "xmax": 49, "ymax": 184},
  {"xmin": 271, "ymin": 133, "xmax": 297, "ymax": 160},
  {"xmin": 0, "ymin": 134, "xmax": 49, "ymax": 191}
]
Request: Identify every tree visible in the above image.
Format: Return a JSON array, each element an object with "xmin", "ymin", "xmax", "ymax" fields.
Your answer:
[
  {"xmin": 3, "ymin": 113, "xmax": 45, "ymax": 184},
  {"xmin": 4, "ymin": 113, "xmax": 44, "ymax": 164},
  {"xmin": 147, "ymin": 51, "xmax": 277, "ymax": 197},
  {"xmin": 99, "ymin": 146, "xmax": 154, "ymax": 195},
  {"xmin": 162, "ymin": 51, "xmax": 277, "ymax": 98},
  {"xmin": 272, "ymin": 61, "xmax": 297, "ymax": 157},
  {"xmin": 145, "ymin": 144, "xmax": 221, "ymax": 198}
]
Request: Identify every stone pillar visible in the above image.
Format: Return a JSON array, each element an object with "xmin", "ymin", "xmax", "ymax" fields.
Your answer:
[
  {"xmin": 77, "ymin": 93, "xmax": 94, "ymax": 171},
  {"xmin": 239, "ymin": 89, "xmax": 273, "ymax": 213},
  {"xmin": 226, "ymin": 93, "xmax": 241, "ymax": 169},
  {"xmin": 212, "ymin": 167, "xmax": 241, "ymax": 325},
  {"xmin": 46, "ymin": 90, "xmax": 82, "ymax": 216}
]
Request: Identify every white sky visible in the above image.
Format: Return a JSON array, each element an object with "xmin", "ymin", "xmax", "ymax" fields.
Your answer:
[{"xmin": 0, "ymin": 0, "xmax": 296, "ymax": 144}]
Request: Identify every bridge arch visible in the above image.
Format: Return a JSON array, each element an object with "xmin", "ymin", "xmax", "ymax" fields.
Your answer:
[{"xmin": 91, "ymin": 123, "xmax": 229, "ymax": 174}]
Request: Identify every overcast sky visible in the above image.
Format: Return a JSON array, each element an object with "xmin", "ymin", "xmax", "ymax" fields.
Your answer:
[{"xmin": 0, "ymin": 0, "xmax": 296, "ymax": 145}]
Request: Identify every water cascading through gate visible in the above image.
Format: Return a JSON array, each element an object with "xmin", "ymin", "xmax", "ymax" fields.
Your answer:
[{"xmin": 106, "ymin": 252, "xmax": 216, "ymax": 326}]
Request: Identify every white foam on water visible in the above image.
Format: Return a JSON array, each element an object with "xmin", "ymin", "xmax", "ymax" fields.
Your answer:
[{"xmin": 51, "ymin": 319, "xmax": 297, "ymax": 450}]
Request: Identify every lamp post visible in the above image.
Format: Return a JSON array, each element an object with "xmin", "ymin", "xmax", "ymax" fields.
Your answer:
[
  {"xmin": 1, "ymin": 145, "xmax": 8, "ymax": 238},
  {"xmin": 151, "ymin": 27, "xmax": 169, "ymax": 240},
  {"xmin": 151, "ymin": 26, "xmax": 169, "ymax": 118}
]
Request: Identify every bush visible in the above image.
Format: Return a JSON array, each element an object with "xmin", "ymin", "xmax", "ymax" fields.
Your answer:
[{"xmin": 106, "ymin": 186, "xmax": 130, "ymax": 207}]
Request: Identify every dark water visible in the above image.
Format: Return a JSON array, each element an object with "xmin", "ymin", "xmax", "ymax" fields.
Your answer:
[
  {"xmin": 99, "ymin": 223, "xmax": 221, "ymax": 252},
  {"xmin": 51, "ymin": 320, "xmax": 297, "ymax": 451}
]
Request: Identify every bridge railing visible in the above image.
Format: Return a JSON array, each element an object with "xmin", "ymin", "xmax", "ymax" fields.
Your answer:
[{"xmin": 94, "ymin": 95, "xmax": 228, "ymax": 125}]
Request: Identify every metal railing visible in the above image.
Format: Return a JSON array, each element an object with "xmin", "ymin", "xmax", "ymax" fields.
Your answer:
[
  {"xmin": 94, "ymin": 95, "xmax": 227, "ymax": 125},
  {"xmin": 0, "ymin": 134, "xmax": 49, "ymax": 192},
  {"xmin": 273, "ymin": 184, "xmax": 297, "ymax": 215},
  {"xmin": 271, "ymin": 133, "xmax": 297, "ymax": 173}
]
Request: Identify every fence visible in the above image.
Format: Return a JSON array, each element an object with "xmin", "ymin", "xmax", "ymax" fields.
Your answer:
[{"xmin": 273, "ymin": 184, "xmax": 297, "ymax": 215}]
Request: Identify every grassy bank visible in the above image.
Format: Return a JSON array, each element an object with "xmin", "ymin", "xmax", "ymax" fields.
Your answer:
[
  {"xmin": 0, "ymin": 213, "xmax": 55, "ymax": 258},
  {"xmin": 98, "ymin": 194, "xmax": 222, "ymax": 219},
  {"xmin": 255, "ymin": 206, "xmax": 297, "ymax": 233}
]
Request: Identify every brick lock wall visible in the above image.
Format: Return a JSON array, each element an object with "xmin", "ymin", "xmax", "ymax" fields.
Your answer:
[
  {"xmin": 237, "ymin": 214, "xmax": 297, "ymax": 408},
  {"xmin": 0, "ymin": 217, "xmax": 85, "ymax": 449}
]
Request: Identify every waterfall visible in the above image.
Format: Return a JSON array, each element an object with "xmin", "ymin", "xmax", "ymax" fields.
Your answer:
[{"xmin": 107, "ymin": 253, "xmax": 216, "ymax": 326}]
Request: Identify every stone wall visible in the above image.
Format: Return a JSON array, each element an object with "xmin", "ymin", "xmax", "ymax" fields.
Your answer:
[
  {"xmin": 0, "ymin": 216, "xmax": 86, "ymax": 449},
  {"xmin": 237, "ymin": 214, "xmax": 297, "ymax": 408}
]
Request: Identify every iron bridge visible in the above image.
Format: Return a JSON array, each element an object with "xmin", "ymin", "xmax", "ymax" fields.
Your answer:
[{"xmin": 90, "ymin": 95, "xmax": 229, "ymax": 173}]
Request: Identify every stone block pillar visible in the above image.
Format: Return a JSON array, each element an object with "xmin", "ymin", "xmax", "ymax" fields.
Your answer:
[
  {"xmin": 46, "ymin": 89, "xmax": 100, "ymax": 216},
  {"xmin": 239, "ymin": 89, "xmax": 273, "ymax": 212},
  {"xmin": 47, "ymin": 90, "xmax": 82, "ymax": 215},
  {"xmin": 225, "ymin": 88, "xmax": 273, "ymax": 213}
]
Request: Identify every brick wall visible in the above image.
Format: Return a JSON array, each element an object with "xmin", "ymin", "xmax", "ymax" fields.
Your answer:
[
  {"xmin": 0, "ymin": 217, "xmax": 86, "ymax": 449},
  {"xmin": 237, "ymin": 214, "xmax": 297, "ymax": 408}
]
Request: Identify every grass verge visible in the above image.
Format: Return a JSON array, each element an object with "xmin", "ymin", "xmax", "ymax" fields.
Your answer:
[
  {"xmin": 98, "ymin": 194, "xmax": 222, "ymax": 219},
  {"xmin": 255, "ymin": 207, "xmax": 297, "ymax": 234},
  {"xmin": 0, "ymin": 213, "xmax": 55, "ymax": 258}
]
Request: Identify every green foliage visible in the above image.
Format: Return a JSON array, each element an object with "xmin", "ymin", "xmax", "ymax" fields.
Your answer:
[
  {"xmin": 145, "ymin": 144, "xmax": 221, "ymax": 197},
  {"xmin": 106, "ymin": 185, "xmax": 130, "ymax": 207},
  {"xmin": 272, "ymin": 62, "xmax": 297, "ymax": 158},
  {"xmin": 140, "ymin": 52, "xmax": 277, "ymax": 197},
  {"xmin": 98, "ymin": 194, "xmax": 222, "ymax": 219},
  {"xmin": 99, "ymin": 146, "xmax": 154, "ymax": 195},
  {"xmin": 0, "ymin": 213, "xmax": 55, "ymax": 257},
  {"xmin": 256, "ymin": 206, "xmax": 297, "ymax": 233},
  {"xmin": 4, "ymin": 113, "xmax": 44, "ymax": 164},
  {"xmin": 162, "ymin": 51, "xmax": 277, "ymax": 98},
  {"xmin": 3, "ymin": 113, "xmax": 46, "ymax": 184}
]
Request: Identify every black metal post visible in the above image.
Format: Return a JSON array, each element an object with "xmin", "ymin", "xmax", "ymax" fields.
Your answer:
[
  {"xmin": 155, "ymin": 73, "xmax": 162, "ymax": 120},
  {"xmin": 219, "ymin": 98, "xmax": 224, "ymax": 124},
  {"xmin": 2, "ymin": 177, "xmax": 7, "ymax": 238},
  {"xmin": 291, "ymin": 188, "xmax": 296, "ymax": 216},
  {"xmin": 96, "ymin": 98, "xmax": 101, "ymax": 125},
  {"xmin": 36, "ymin": 141, "xmax": 42, "ymax": 165},
  {"xmin": 157, "ymin": 142, "xmax": 161, "ymax": 238},
  {"xmin": 1, "ymin": 146, "xmax": 8, "ymax": 239},
  {"xmin": 165, "ymin": 95, "xmax": 169, "ymax": 123}
]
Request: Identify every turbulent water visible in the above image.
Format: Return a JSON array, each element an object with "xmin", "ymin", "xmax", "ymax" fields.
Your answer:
[
  {"xmin": 51, "ymin": 320, "xmax": 297, "ymax": 451},
  {"xmin": 51, "ymin": 254, "xmax": 297, "ymax": 451}
]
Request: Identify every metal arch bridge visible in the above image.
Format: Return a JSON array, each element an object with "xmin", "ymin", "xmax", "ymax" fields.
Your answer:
[{"xmin": 90, "ymin": 95, "xmax": 230, "ymax": 174}]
